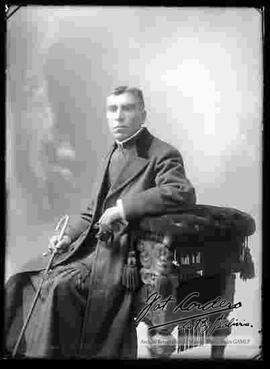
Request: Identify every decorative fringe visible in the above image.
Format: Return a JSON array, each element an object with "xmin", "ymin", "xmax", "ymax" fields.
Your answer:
[
  {"xmin": 240, "ymin": 237, "xmax": 255, "ymax": 281},
  {"xmin": 155, "ymin": 274, "xmax": 173, "ymax": 298},
  {"xmin": 122, "ymin": 251, "xmax": 140, "ymax": 291}
]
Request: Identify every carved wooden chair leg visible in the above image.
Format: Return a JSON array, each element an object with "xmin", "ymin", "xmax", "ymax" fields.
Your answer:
[
  {"xmin": 211, "ymin": 343, "xmax": 226, "ymax": 359},
  {"xmin": 147, "ymin": 327, "xmax": 177, "ymax": 358}
]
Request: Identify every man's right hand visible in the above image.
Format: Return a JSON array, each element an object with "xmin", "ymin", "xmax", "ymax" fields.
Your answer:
[{"xmin": 48, "ymin": 234, "xmax": 72, "ymax": 254}]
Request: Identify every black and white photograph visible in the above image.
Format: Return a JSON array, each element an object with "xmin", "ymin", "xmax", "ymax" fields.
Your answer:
[{"xmin": 5, "ymin": 5, "xmax": 262, "ymax": 360}]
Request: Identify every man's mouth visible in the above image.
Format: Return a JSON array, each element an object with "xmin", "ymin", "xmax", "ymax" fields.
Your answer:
[{"xmin": 113, "ymin": 126, "xmax": 127, "ymax": 130}]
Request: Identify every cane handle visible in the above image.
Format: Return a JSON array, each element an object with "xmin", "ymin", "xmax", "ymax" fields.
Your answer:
[{"xmin": 43, "ymin": 215, "xmax": 70, "ymax": 256}]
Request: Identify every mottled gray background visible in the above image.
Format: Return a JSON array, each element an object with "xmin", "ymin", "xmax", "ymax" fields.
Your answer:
[{"xmin": 6, "ymin": 6, "xmax": 262, "ymax": 358}]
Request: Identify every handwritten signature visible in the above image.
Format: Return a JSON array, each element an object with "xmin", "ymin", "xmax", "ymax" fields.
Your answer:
[{"xmin": 135, "ymin": 291, "xmax": 243, "ymax": 332}]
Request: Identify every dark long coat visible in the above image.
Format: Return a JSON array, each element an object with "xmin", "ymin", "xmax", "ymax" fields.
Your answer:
[{"xmin": 5, "ymin": 128, "xmax": 196, "ymax": 358}]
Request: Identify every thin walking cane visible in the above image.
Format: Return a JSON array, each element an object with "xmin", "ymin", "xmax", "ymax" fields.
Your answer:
[{"xmin": 11, "ymin": 214, "xmax": 70, "ymax": 358}]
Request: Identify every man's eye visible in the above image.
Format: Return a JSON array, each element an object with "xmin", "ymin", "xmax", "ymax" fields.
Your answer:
[{"xmin": 122, "ymin": 105, "xmax": 135, "ymax": 112}]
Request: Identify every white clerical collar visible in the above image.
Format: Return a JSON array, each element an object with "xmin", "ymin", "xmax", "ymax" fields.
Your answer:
[{"xmin": 115, "ymin": 127, "xmax": 144, "ymax": 148}]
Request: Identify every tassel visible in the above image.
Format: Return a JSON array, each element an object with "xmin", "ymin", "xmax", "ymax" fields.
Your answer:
[
  {"xmin": 240, "ymin": 238, "xmax": 255, "ymax": 281},
  {"xmin": 122, "ymin": 251, "xmax": 140, "ymax": 291},
  {"xmin": 155, "ymin": 274, "xmax": 173, "ymax": 298}
]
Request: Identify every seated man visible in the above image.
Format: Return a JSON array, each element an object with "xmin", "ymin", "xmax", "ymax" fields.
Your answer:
[{"xmin": 5, "ymin": 86, "xmax": 196, "ymax": 359}]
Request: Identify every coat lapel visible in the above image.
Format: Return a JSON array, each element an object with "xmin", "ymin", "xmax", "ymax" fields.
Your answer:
[
  {"xmin": 103, "ymin": 128, "xmax": 153, "ymax": 205},
  {"xmin": 90, "ymin": 144, "xmax": 116, "ymax": 222},
  {"xmin": 104, "ymin": 155, "xmax": 149, "ymax": 205}
]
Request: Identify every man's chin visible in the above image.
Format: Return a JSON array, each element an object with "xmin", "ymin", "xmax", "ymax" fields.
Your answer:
[{"xmin": 113, "ymin": 133, "xmax": 128, "ymax": 142}]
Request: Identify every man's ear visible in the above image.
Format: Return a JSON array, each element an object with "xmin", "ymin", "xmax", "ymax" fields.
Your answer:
[{"xmin": 142, "ymin": 110, "xmax": 147, "ymax": 123}]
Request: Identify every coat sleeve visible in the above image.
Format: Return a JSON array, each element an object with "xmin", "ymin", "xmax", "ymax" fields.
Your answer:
[
  {"xmin": 63, "ymin": 200, "xmax": 94, "ymax": 242},
  {"xmin": 121, "ymin": 147, "xmax": 196, "ymax": 221}
]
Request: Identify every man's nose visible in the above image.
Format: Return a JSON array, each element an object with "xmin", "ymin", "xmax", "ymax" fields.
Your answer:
[{"xmin": 115, "ymin": 107, "xmax": 124, "ymax": 120}]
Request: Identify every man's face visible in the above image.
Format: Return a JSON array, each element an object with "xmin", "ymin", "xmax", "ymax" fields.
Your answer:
[{"xmin": 106, "ymin": 92, "xmax": 146, "ymax": 142}]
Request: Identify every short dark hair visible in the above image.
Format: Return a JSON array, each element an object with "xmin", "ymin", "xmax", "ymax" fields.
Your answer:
[{"xmin": 109, "ymin": 86, "xmax": 145, "ymax": 109}]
